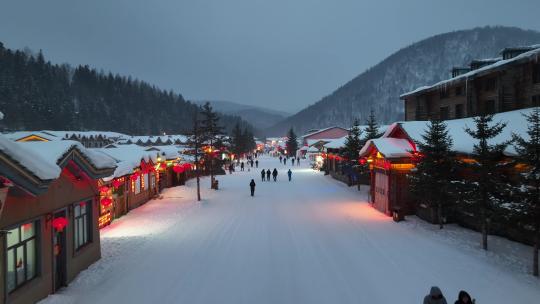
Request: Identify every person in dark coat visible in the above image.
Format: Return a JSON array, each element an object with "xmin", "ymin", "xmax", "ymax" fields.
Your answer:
[
  {"xmin": 249, "ymin": 179, "xmax": 256, "ymax": 196},
  {"xmin": 292, "ymin": 158, "xmax": 295, "ymax": 166},
  {"xmin": 423, "ymin": 286, "xmax": 447, "ymax": 304},
  {"xmin": 250, "ymin": 160, "xmax": 254, "ymax": 167},
  {"xmin": 283, "ymin": 158, "xmax": 287, "ymax": 165},
  {"xmin": 255, "ymin": 160, "xmax": 259, "ymax": 168},
  {"xmin": 266, "ymin": 169, "xmax": 271, "ymax": 181},
  {"xmin": 279, "ymin": 155, "xmax": 282, "ymax": 163},
  {"xmin": 261, "ymin": 169, "xmax": 266, "ymax": 182},
  {"xmin": 454, "ymin": 291, "xmax": 474, "ymax": 304},
  {"xmin": 297, "ymin": 157, "xmax": 300, "ymax": 166},
  {"xmin": 240, "ymin": 162, "xmax": 245, "ymax": 171},
  {"xmin": 228, "ymin": 164, "xmax": 233, "ymax": 174},
  {"xmin": 272, "ymin": 168, "xmax": 278, "ymax": 181},
  {"xmin": 287, "ymin": 169, "xmax": 292, "ymax": 181}
]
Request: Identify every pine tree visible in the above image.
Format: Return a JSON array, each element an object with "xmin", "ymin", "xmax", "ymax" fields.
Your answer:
[
  {"xmin": 200, "ymin": 102, "xmax": 222, "ymax": 188},
  {"xmin": 409, "ymin": 119, "xmax": 455, "ymax": 229},
  {"xmin": 459, "ymin": 113, "xmax": 508, "ymax": 250},
  {"xmin": 343, "ymin": 119, "xmax": 363, "ymax": 162},
  {"xmin": 230, "ymin": 123, "xmax": 244, "ymax": 157},
  {"xmin": 187, "ymin": 111, "xmax": 204, "ymax": 201},
  {"xmin": 364, "ymin": 109, "xmax": 382, "ymax": 142},
  {"xmin": 512, "ymin": 107, "xmax": 540, "ymax": 276},
  {"xmin": 286, "ymin": 128, "xmax": 298, "ymax": 157}
]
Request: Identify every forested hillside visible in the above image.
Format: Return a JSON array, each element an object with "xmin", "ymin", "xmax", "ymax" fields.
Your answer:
[{"xmin": 0, "ymin": 43, "xmax": 251, "ymax": 135}]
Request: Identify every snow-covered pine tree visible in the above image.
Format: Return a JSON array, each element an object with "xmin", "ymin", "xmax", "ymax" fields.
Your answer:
[
  {"xmin": 512, "ymin": 107, "xmax": 540, "ymax": 276},
  {"xmin": 286, "ymin": 128, "xmax": 298, "ymax": 157},
  {"xmin": 460, "ymin": 113, "xmax": 508, "ymax": 250},
  {"xmin": 409, "ymin": 119, "xmax": 455, "ymax": 229},
  {"xmin": 364, "ymin": 109, "xmax": 382, "ymax": 142}
]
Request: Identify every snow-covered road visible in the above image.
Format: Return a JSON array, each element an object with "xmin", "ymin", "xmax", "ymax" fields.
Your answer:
[{"xmin": 42, "ymin": 156, "xmax": 540, "ymax": 304}]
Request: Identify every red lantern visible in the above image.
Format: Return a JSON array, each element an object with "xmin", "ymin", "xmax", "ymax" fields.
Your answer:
[
  {"xmin": 160, "ymin": 163, "xmax": 167, "ymax": 170},
  {"xmin": 359, "ymin": 158, "xmax": 367, "ymax": 165},
  {"xmin": 99, "ymin": 185, "xmax": 110, "ymax": 193},
  {"xmin": 112, "ymin": 179, "xmax": 122, "ymax": 188},
  {"xmin": 52, "ymin": 217, "xmax": 68, "ymax": 232},
  {"xmin": 173, "ymin": 165, "xmax": 184, "ymax": 173},
  {"xmin": 101, "ymin": 197, "xmax": 112, "ymax": 207},
  {"xmin": 183, "ymin": 163, "xmax": 191, "ymax": 171},
  {"xmin": 130, "ymin": 173, "xmax": 139, "ymax": 181}
]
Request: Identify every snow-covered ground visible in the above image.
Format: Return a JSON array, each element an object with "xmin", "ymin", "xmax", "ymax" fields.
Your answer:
[{"xmin": 40, "ymin": 156, "xmax": 540, "ymax": 304}]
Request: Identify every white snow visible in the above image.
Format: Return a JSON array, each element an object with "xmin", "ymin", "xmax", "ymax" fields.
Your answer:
[
  {"xmin": 365, "ymin": 108, "xmax": 536, "ymax": 158},
  {"xmin": 94, "ymin": 144, "xmax": 159, "ymax": 179},
  {"xmin": 0, "ymin": 135, "xmax": 61, "ymax": 180},
  {"xmin": 38, "ymin": 156, "xmax": 540, "ymax": 304},
  {"xmin": 20, "ymin": 141, "xmax": 117, "ymax": 170},
  {"xmin": 360, "ymin": 137, "xmax": 415, "ymax": 158}
]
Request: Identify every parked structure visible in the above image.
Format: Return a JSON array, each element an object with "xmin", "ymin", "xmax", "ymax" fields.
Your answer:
[
  {"xmin": 0, "ymin": 137, "xmax": 116, "ymax": 304},
  {"xmin": 400, "ymin": 45, "xmax": 540, "ymax": 121}
]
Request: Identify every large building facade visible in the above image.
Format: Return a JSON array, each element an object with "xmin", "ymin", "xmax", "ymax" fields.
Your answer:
[{"xmin": 400, "ymin": 45, "xmax": 540, "ymax": 121}]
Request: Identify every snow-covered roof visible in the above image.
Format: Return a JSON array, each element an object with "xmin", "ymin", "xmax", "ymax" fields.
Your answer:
[
  {"xmin": 401, "ymin": 45, "xmax": 540, "ymax": 98},
  {"xmin": 0, "ymin": 135, "xmax": 61, "ymax": 181},
  {"xmin": 20, "ymin": 141, "xmax": 117, "ymax": 171},
  {"xmin": 324, "ymin": 136, "xmax": 348, "ymax": 149},
  {"xmin": 127, "ymin": 135, "xmax": 189, "ymax": 145},
  {"xmin": 371, "ymin": 108, "xmax": 535, "ymax": 157},
  {"xmin": 301, "ymin": 126, "xmax": 348, "ymax": 139},
  {"xmin": 3, "ymin": 131, "xmax": 60, "ymax": 142},
  {"xmin": 46, "ymin": 130, "xmax": 129, "ymax": 139},
  {"xmin": 147, "ymin": 145, "xmax": 182, "ymax": 160},
  {"xmin": 95, "ymin": 144, "xmax": 159, "ymax": 179},
  {"xmin": 359, "ymin": 138, "xmax": 415, "ymax": 158}
]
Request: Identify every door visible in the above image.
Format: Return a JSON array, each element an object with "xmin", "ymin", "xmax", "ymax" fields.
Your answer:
[
  {"xmin": 53, "ymin": 211, "xmax": 67, "ymax": 291},
  {"xmin": 374, "ymin": 171, "xmax": 389, "ymax": 214}
]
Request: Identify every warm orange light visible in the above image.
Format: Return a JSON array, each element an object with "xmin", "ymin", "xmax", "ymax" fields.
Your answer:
[{"xmin": 391, "ymin": 163, "xmax": 415, "ymax": 171}]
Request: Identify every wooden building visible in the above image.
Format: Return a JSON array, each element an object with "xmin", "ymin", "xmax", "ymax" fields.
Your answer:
[
  {"xmin": 400, "ymin": 45, "xmax": 540, "ymax": 121},
  {"xmin": 0, "ymin": 138, "xmax": 116, "ymax": 304},
  {"xmin": 359, "ymin": 108, "xmax": 532, "ymax": 220}
]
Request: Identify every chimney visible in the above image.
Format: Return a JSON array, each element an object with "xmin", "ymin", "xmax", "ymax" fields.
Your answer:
[
  {"xmin": 500, "ymin": 46, "xmax": 536, "ymax": 60},
  {"xmin": 451, "ymin": 67, "xmax": 471, "ymax": 78}
]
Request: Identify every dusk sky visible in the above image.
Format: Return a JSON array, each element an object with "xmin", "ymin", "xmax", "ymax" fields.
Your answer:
[{"xmin": 1, "ymin": 0, "xmax": 539, "ymax": 112}]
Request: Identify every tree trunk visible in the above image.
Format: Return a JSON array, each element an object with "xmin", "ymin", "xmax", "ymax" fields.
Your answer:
[
  {"xmin": 438, "ymin": 202, "xmax": 444, "ymax": 229},
  {"xmin": 209, "ymin": 139, "xmax": 214, "ymax": 189},
  {"xmin": 534, "ymin": 230, "xmax": 539, "ymax": 277},
  {"xmin": 481, "ymin": 211, "xmax": 488, "ymax": 251},
  {"xmin": 196, "ymin": 174, "xmax": 201, "ymax": 201}
]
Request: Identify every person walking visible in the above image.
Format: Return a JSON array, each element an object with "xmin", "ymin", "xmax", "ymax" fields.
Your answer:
[
  {"xmin": 454, "ymin": 291, "xmax": 474, "ymax": 304},
  {"xmin": 292, "ymin": 158, "xmax": 295, "ymax": 166},
  {"xmin": 266, "ymin": 169, "xmax": 271, "ymax": 181},
  {"xmin": 228, "ymin": 163, "xmax": 233, "ymax": 174},
  {"xmin": 251, "ymin": 159, "xmax": 254, "ymax": 167},
  {"xmin": 272, "ymin": 168, "xmax": 278, "ymax": 181},
  {"xmin": 423, "ymin": 286, "xmax": 447, "ymax": 304},
  {"xmin": 287, "ymin": 169, "xmax": 292, "ymax": 181},
  {"xmin": 283, "ymin": 158, "xmax": 287, "ymax": 165},
  {"xmin": 279, "ymin": 155, "xmax": 282, "ymax": 163},
  {"xmin": 297, "ymin": 157, "xmax": 300, "ymax": 166},
  {"xmin": 261, "ymin": 169, "xmax": 266, "ymax": 182},
  {"xmin": 249, "ymin": 179, "xmax": 256, "ymax": 197},
  {"xmin": 240, "ymin": 162, "xmax": 245, "ymax": 171},
  {"xmin": 255, "ymin": 160, "xmax": 259, "ymax": 168}
]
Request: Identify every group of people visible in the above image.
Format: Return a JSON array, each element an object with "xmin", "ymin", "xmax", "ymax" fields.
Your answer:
[
  {"xmin": 423, "ymin": 287, "xmax": 474, "ymax": 304},
  {"xmin": 278, "ymin": 155, "xmax": 300, "ymax": 166},
  {"xmin": 249, "ymin": 168, "xmax": 293, "ymax": 196}
]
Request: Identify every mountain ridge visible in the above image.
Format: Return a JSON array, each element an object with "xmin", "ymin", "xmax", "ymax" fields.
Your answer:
[{"xmin": 268, "ymin": 26, "xmax": 540, "ymax": 136}]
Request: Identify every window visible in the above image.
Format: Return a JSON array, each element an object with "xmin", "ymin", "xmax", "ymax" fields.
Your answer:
[
  {"xmin": 74, "ymin": 201, "xmax": 91, "ymax": 250},
  {"xmin": 143, "ymin": 173, "xmax": 149, "ymax": 190},
  {"xmin": 455, "ymin": 104, "xmax": 464, "ymax": 119},
  {"xmin": 533, "ymin": 95, "xmax": 540, "ymax": 107},
  {"xmin": 533, "ymin": 64, "xmax": 540, "ymax": 84},
  {"xmin": 455, "ymin": 86, "xmax": 463, "ymax": 96},
  {"xmin": 486, "ymin": 100, "xmax": 496, "ymax": 114},
  {"xmin": 439, "ymin": 106, "xmax": 449, "ymax": 120},
  {"xmin": 134, "ymin": 176, "xmax": 141, "ymax": 194},
  {"xmin": 151, "ymin": 174, "xmax": 156, "ymax": 190},
  {"xmin": 6, "ymin": 221, "xmax": 38, "ymax": 292}
]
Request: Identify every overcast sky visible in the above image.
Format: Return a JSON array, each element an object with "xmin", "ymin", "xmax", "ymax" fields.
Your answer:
[{"xmin": 0, "ymin": 0, "xmax": 539, "ymax": 113}]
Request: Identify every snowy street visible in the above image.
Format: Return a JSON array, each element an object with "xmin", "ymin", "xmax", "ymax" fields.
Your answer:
[{"xmin": 41, "ymin": 156, "xmax": 540, "ymax": 304}]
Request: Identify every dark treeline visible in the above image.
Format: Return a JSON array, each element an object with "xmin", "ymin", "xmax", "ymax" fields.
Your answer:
[{"xmin": 0, "ymin": 43, "xmax": 252, "ymax": 135}]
